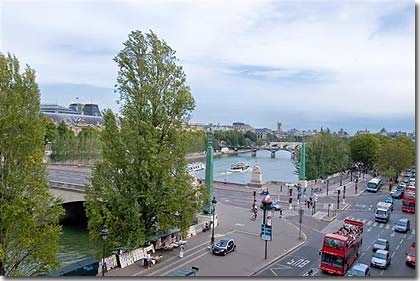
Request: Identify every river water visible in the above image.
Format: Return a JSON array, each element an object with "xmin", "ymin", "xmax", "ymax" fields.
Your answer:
[
  {"xmin": 191, "ymin": 149, "xmax": 299, "ymax": 184},
  {"xmin": 57, "ymin": 150, "xmax": 298, "ymax": 268}
]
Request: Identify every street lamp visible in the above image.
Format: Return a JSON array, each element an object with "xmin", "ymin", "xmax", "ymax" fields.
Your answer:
[
  {"xmin": 211, "ymin": 197, "xmax": 217, "ymax": 247},
  {"xmin": 100, "ymin": 226, "xmax": 109, "ymax": 277}
]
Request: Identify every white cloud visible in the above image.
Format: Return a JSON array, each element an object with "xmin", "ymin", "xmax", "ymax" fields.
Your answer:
[{"xmin": 0, "ymin": 0, "xmax": 414, "ymax": 131}]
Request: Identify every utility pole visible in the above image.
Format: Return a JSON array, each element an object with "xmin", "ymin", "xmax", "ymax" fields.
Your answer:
[
  {"xmin": 343, "ymin": 185, "xmax": 346, "ymax": 204},
  {"xmin": 299, "ymin": 208, "xmax": 304, "ymax": 239},
  {"xmin": 326, "ymin": 179, "xmax": 329, "ymax": 196},
  {"xmin": 253, "ymin": 190, "xmax": 256, "ymax": 211},
  {"xmin": 355, "ymin": 178, "xmax": 358, "ymax": 194},
  {"xmin": 204, "ymin": 128, "xmax": 214, "ymax": 214},
  {"xmin": 337, "ymin": 190, "xmax": 340, "ymax": 210}
]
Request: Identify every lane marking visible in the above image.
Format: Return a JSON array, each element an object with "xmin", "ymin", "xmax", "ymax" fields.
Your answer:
[
  {"xmin": 379, "ymin": 224, "xmax": 384, "ymax": 228},
  {"xmin": 270, "ymin": 269, "xmax": 279, "ymax": 276},
  {"xmin": 390, "ymin": 232, "xmax": 395, "ymax": 237},
  {"xmin": 362, "ymin": 219, "xmax": 367, "ymax": 224},
  {"xmin": 412, "ymin": 229, "xmax": 415, "ymax": 235},
  {"xmin": 366, "ymin": 221, "xmax": 372, "ymax": 226},
  {"xmin": 367, "ymin": 227, "xmax": 372, "ymax": 232},
  {"xmin": 396, "ymin": 245, "xmax": 400, "ymax": 251},
  {"xmin": 385, "ymin": 224, "xmax": 390, "ymax": 229},
  {"xmin": 373, "ymin": 222, "xmax": 378, "ymax": 227}
]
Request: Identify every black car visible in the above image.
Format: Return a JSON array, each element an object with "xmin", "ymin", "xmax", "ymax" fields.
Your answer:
[
  {"xmin": 212, "ymin": 238, "xmax": 236, "ymax": 256},
  {"xmin": 391, "ymin": 189, "xmax": 403, "ymax": 199},
  {"xmin": 260, "ymin": 201, "xmax": 282, "ymax": 211}
]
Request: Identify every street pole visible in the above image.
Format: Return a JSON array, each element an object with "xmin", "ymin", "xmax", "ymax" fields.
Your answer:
[
  {"xmin": 253, "ymin": 191, "xmax": 256, "ymax": 211},
  {"xmin": 327, "ymin": 203, "xmax": 330, "ymax": 217},
  {"xmin": 350, "ymin": 170, "xmax": 353, "ymax": 182},
  {"xmin": 343, "ymin": 185, "xmax": 346, "ymax": 204},
  {"xmin": 299, "ymin": 208, "xmax": 303, "ymax": 239},
  {"xmin": 337, "ymin": 190, "xmax": 340, "ymax": 210},
  {"xmin": 211, "ymin": 197, "xmax": 216, "ymax": 247},
  {"xmin": 326, "ymin": 179, "xmax": 329, "ymax": 196},
  {"xmin": 340, "ymin": 173, "xmax": 343, "ymax": 186},
  {"xmin": 100, "ymin": 227, "xmax": 109, "ymax": 277},
  {"xmin": 355, "ymin": 178, "xmax": 358, "ymax": 194},
  {"xmin": 263, "ymin": 205, "xmax": 268, "ymax": 259}
]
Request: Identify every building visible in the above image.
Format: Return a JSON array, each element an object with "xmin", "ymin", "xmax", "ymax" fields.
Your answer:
[
  {"xmin": 41, "ymin": 103, "xmax": 105, "ymax": 135},
  {"xmin": 277, "ymin": 122, "xmax": 283, "ymax": 134},
  {"xmin": 232, "ymin": 122, "xmax": 255, "ymax": 133},
  {"xmin": 356, "ymin": 129, "xmax": 370, "ymax": 135},
  {"xmin": 255, "ymin": 128, "xmax": 273, "ymax": 139}
]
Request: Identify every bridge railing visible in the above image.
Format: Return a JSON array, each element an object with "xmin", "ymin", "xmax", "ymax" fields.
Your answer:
[{"xmin": 49, "ymin": 181, "xmax": 88, "ymax": 192}]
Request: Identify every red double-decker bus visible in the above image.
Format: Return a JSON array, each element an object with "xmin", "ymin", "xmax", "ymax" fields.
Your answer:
[
  {"xmin": 402, "ymin": 190, "xmax": 415, "ymax": 213},
  {"xmin": 319, "ymin": 218, "xmax": 364, "ymax": 275}
]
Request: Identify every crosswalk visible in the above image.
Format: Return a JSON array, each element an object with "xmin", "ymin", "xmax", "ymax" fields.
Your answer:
[{"xmin": 345, "ymin": 216, "xmax": 415, "ymax": 234}]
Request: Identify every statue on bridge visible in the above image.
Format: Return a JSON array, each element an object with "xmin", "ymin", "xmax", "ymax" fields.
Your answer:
[{"xmin": 250, "ymin": 161, "xmax": 264, "ymax": 186}]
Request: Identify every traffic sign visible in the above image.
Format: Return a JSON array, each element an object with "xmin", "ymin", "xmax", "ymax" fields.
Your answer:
[{"xmin": 260, "ymin": 224, "xmax": 272, "ymax": 241}]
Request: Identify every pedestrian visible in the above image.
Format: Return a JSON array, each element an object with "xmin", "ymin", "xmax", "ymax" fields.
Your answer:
[
  {"xmin": 146, "ymin": 251, "xmax": 152, "ymax": 268},
  {"xmin": 179, "ymin": 244, "xmax": 184, "ymax": 258},
  {"xmin": 280, "ymin": 185, "xmax": 283, "ymax": 192}
]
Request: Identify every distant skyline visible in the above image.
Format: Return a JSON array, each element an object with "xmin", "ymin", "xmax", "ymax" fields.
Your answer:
[{"xmin": 1, "ymin": 0, "xmax": 415, "ymax": 135}]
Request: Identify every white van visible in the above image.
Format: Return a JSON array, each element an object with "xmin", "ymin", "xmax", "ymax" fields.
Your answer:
[{"xmin": 375, "ymin": 202, "xmax": 392, "ymax": 223}]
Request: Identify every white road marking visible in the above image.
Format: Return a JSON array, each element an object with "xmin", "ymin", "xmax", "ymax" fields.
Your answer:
[
  {"xmin": 270, "ymin": 269, "xmax": 279, "ymax": 276},
  {"xmin": 367, "ymin": 227, "xmax": 372, "ymax": 232},
  {"xmin": 373, "ymin": 222, "xmax": 378, "ymax": 227},
  {"xmin": 390, "ymin": 232, "xmax": 395, "ymax": 237},
  {"xmin": 412, "ymin": 229, "xmax": 416, "ymax": 235},
  {"xmin": 403, "ymin": 233, "xmax": 407, "ymax": 239},
  {"xmin": 362, "ymin": 219, "xmax": 367, "ymax": 224},
  {"xmin": 367, "ymin": 221, "xmax": 373, "ymax": 226},
  {"xmin": 235, "ymin": 223, "xmax": 244, "ymax": 226},
  {"xmin": 399, "ymin": 239, "xmax": 404, "ymax": 245},
  {"xmin": 379, "ymin": 224, "xmax": 384, "ymax": 228},
  {"xmin": 385, "ymin": 224, "xmax": 390, "ymax": 229},
  {"xmin": 396, "ymin": 245, "xmax": 400, "ymax": 251}
]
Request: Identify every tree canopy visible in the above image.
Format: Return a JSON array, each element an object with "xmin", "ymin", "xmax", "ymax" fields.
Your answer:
[
  {"xmin": 0, "ymin": 53, "xmax": 64, "ymax": 276},
  {"xmin": 349, "ymin": 134, "xmax": 380, "ymax": 167},
  {"xmin": 84, "ymin": 31, "xmax": 207, "ymax": 255}
]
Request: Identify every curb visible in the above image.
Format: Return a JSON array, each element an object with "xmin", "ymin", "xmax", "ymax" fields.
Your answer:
[
  {"xmin": 321, "ymin": 214, "xmax": 337, "ymax": 222},
  {"xmin": 251, "ymin": 221, "xmax": 307, "ymax": 276}
]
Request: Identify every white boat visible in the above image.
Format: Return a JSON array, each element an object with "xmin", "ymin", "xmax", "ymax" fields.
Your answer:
[
  {"xmin": 229, "ymin": 163, "xmax": 250, "ymax": 173},
  {"xmin": 187, "ymin": 162, "xmax": 205, "ymax": 173}
]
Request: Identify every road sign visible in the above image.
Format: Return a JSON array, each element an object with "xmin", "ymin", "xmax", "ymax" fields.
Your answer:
[
  {"xmin": 260, "ymin": 224, "xmax": 272, "ymax": 241},
  {"xmin": 266, "ymin": 211, "xmax": 273, "ymax": 226}
]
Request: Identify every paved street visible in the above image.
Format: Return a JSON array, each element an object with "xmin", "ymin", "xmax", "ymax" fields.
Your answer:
[{"xmin": 255, "ymin": 186, "xmax": 416, "ymax": 277}]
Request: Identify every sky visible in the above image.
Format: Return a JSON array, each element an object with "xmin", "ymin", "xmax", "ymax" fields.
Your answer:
[{"xmin": 1, "ymin": 0, "xmax": 415, "ymax": 134}]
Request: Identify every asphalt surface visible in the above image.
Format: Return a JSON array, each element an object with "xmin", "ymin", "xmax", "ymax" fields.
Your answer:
[{"xmin": 255, "ymin": 187, "xmax": 416, "ymax": 277}]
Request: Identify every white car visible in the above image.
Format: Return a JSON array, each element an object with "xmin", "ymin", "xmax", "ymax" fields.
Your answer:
[{"xmin": 371, "ymin": 250, "xmax": 391, "ymax": 269}]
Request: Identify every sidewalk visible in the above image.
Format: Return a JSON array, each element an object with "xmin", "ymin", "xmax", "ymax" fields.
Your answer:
[{"xmin": 104, "ymin": 203, "xmax": 306, "ymax": 277}]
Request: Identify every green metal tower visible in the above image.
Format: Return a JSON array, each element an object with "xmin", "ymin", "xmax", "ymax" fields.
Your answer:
[
  {"xmin": 204, "ymin": 128, "xmax": 214, "ymax": 214},
  {"xmin": 299, "ymin": 141, "xmax": 306, "ymax": 181}
]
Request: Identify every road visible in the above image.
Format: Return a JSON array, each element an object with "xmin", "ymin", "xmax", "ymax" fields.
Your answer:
[{"xmin": 255, "ymin": 187, "xmax": 416, "ymax": 277}]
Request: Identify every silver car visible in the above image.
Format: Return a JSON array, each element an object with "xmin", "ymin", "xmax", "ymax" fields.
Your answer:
[
  {"xmin": 372, "ymin": 238, "xmax": 389, "ymax": 252},
  {"xmin": 370, "ymin": 250, "xmax": 391, "ymax": 269}
]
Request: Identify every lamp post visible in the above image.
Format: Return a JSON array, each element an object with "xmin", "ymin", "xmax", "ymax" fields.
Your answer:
[
  {"xmin": 100, "ymin": 226, "xmax": 109, "ymax": 277},
  {"xmin": 211, "ymin": 197, "xmax": 217, "ymax": 247}
]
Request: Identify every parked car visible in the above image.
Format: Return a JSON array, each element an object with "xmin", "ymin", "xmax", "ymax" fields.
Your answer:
[
  {"xmin": 398, "ymin": 183, "xmax": 407, "ymax": 190},
  {"xmin": 347, "ymin": 263, "xmax": 370, "ymax": 276},
  {"xmin": 394, "ymin": 218, "xmax": 411, "ymax": 233},
  {"xmin": 406, "ymin": 242, "xmax": 416, "ymax": 267},
  {"xmin": 212, "ymin": 238, "xmax": 236, "ymax": 256},
  {"xmin": 373, "ymin": 238, "xmax": 389, "ymax": 252},
  {"xmin": 385, "ymin": 196, "xmax": 394, "ymax": 210},
  {"xmin": 370, "ymin": 250, "xmax": 391, "ymax": 269},
  {"xmin": 403, "ymin": 177, "xmax": 410, "ymax": 184},
  {"xmin": 390, "ymin": 189, "xmax": 403, "ymax": 199}
]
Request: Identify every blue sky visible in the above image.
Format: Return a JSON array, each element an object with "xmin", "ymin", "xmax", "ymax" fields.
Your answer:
[{"xmin": 1, "ymin": 0, "xmax": 415, "ymax": 134}]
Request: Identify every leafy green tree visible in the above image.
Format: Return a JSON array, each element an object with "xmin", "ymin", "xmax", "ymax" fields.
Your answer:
[
  {"xmin": 42, "ymin": 117, "xmax": 57, "ymax": 145},
  {"xmin": 0, "ymin": 53, "xmax": 64, "ymax": 276},
  {"xmin": 349, "ymin": 134, "xmax": 380, "ymax": 167},
  {"xmin": 76, "ymin": 127, "xmax": 102, "ymax": 161},
  {"xmin": 85, "ymin": 31, "xmax": 207, "ymax": 254},
  {"xmin": 294, "ymin": 132, "xmax": 351, "ymax": 180},
  {"xmin": 244, "ymin": 131, "xmax": 257, "ymax": 143},
  {"xmin": 375, "ymin": 136, "xmax": 415, "ymax": 176}
]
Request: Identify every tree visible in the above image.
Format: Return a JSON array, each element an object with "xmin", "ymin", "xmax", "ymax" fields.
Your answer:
[
  {"xmin": 294, "ymin": 132, "xmax": 351, "ymax": 180},
  {"xmin": 0, "ymin": 53, "xmax": 64, "ymax": 276},
  {"xmin": 349, "ymin": 134, "xmax": 380, "ymax": 167},
  {"xmin": 84, "ymin": 31, "xmax": 207, "ymax": 254},
  {"xmin": 42, "ymin": 117, "xmax": 57, "ymax": 145},
  {"xmin": 244, "ymin": 131, "xmax": 257, "ymax": 143},
  {"xmin": 375, "ymin": 136, "xmax": 415, "ymax": 176}
]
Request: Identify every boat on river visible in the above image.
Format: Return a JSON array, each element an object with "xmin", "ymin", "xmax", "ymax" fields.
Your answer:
[
  {"xmin": 187, "ymin": 162, "xmax": 205, "ymax": 173},
  {"xmin": 229, "ymin": 163, "xmax": 250, "ymax": 173}
]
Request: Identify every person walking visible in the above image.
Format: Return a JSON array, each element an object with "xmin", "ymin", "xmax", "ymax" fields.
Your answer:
[
  {"xmin": 179, "ymin": 244, "xmax": 184, "ymax": 258},
  {"xmin": 146, "ymin": 251, "xmax": 152, "ymax": 268}
]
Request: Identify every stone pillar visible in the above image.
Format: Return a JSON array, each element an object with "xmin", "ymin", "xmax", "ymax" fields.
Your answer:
[
  {"xmin": 250, "ymin": 161, "xmax": 263, "ymax": 186},
  {"xmin": 203, "ymin": 129, "xmax": 214, "ymax": 214}
]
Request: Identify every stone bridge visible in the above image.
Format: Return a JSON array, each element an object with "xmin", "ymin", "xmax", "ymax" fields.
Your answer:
[
  {"xmin": 49, "ymin": 181, "xmax": 88, "ymax": 222},
  {"xmin": 227, "ymin": 141, "xmax": 301, "ymax": 158}
]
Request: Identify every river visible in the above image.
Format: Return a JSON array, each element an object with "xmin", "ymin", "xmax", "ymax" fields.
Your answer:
[{"xmin": 57, "ymin": 149, "xmax": 298, "ymax": 268}]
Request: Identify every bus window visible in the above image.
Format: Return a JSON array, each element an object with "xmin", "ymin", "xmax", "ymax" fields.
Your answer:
[
  {"xmin": 321, "ymin": 253, "xmax": 344, "ymax": 268},
  {"xmin": 324, "ymin": 238, "xmax": 345, "ymax": 250}
]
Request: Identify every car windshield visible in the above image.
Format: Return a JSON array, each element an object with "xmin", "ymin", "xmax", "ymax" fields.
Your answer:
[
  {"xmin": 376, "ymin": 210, "xmax": 387, "ymax": 216},
  {"xmin": 374, "ymin": 252, "xmax": 387, "ymax": 259},
  {"xmin": 385, "ymin": 197, "xmax": 392, "ymax": 202},
  {"xmin": 349, "ymin": 268, "xmax": 365, "ymax": 276},
  {"xmin": 397, "ymin": 221, "xmax": 407, "ymax": 227},
  {"xmin": 376, "ymin": 240, "xmax": 386, "ymax": 246},
  {"xmin": 408, "ymin": 250, "xmax": 416, "ymax": 257},
  {"xmin": 215, "ymin": 240, "xmax": 228, "ymax": 247}
]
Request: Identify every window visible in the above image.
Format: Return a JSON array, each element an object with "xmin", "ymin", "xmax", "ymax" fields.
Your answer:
[
  {"xmin": 367, "ymin": 183, "xmax": 378, "ymax": 189},
  {"xmin": 321, "ymin": 253, "xmax": 344, "ymax": 268},
  {"xmin": 403, "ymin": 202, "xmax": 415, "ymax": 207},
  {"xmin": 376, "ymin": 210, "xmax": 387, "ymax": 216},
  {"xmin": 324, "ymin": 238, "xmax": 345, "ymax": 250}
]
